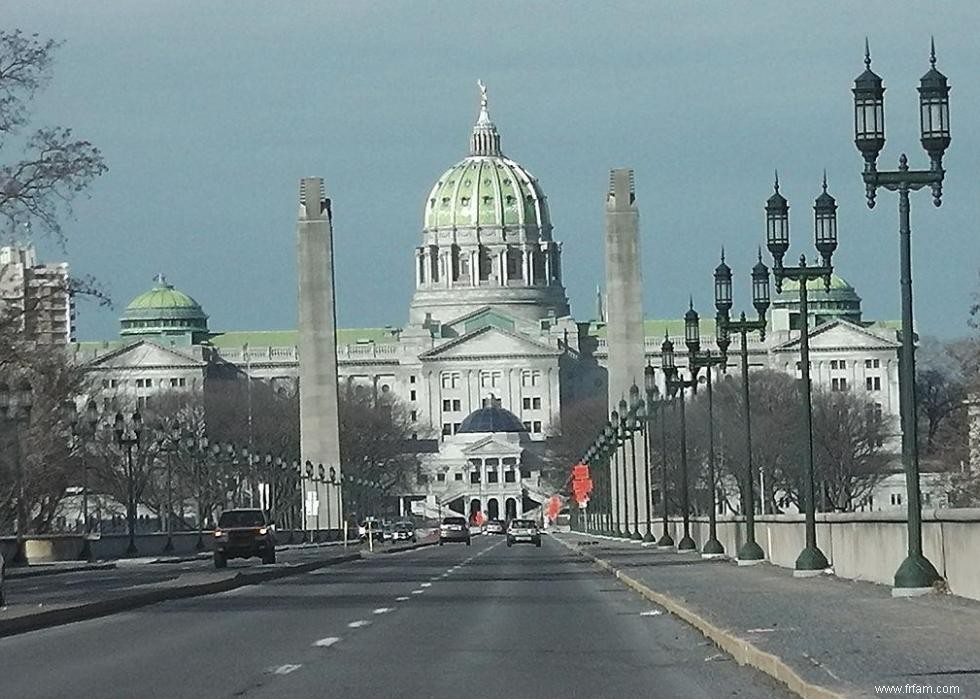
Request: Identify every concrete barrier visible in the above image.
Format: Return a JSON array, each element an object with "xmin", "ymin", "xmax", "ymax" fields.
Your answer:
[{"xmin": 618, "ymin": 508, "xmax": 980, "ymax": 601}]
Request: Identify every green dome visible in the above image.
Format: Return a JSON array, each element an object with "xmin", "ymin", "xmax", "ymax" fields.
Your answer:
[
  {"xmin": 422, "ymin": 81, "xmax": 550, "ymax": 233},
  {"xmin": 778, "ymin": 274, "xmax": 854, "ymax": 293},
  {"xmin": 120, "ymin": 275, "xmax": 208, "ymax": 338},
  {"xmin": 424, "ymin": 156, "xmax": 549, "ymax": 230}
]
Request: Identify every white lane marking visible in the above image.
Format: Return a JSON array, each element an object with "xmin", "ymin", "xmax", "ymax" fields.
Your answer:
[
  {"xmin": 313, "ymin": 637, "xmax": 341, "ymax": 647},
  {"xmin": 273, "ymin": 664, "xmax": 302, "ymax": 675},
  {"xmin": 373, "ymin": 607, "xmax": 392, "ymax": 615},
  {"xmin": 396, "ymin": 596, "xmax": 410, "ymax": 601},
  {"xmin": 411, "ymin": 589, "xmax": 424, "ymax": 595},
  {"xmin": 420, "ymin": 582, "xmax": 432, "ymax": 588},
  {"xmin": 640, "ymin": 610, "xmax": 663, "ymax": 617},
  {"xmin": 348, "ymin": 620, "xmax": 371, "ymax": 628}
]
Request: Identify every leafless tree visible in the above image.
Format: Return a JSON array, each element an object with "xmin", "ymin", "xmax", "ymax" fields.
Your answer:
[{"xmin": 0, "ymin": 30, "xmax": 107, "ymax": 245}]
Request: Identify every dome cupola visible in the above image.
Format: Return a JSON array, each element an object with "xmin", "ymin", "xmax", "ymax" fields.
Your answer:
[{"xmin": 120, "ymin": 274, "xmax": 209, "ymax": 344}]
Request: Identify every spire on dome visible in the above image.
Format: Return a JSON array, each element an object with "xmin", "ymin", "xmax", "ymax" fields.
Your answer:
[{"xmin": 470, "ymin": 79, "xmax": 502, "ymax": 156}]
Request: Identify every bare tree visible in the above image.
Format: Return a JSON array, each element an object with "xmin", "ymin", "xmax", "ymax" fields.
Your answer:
[
  {"xmin": 811, "ymin": 389, "xmax": 892, "ymax": 511},
  {"xmin": 0, "ymin": 30, "xmax": 107, "ymax": 244},
  {"xmin": 542, "ymin": 394, "xmax": 607, "ymax": 492}
]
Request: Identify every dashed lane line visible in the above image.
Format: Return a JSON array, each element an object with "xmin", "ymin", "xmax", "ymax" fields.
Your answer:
[
  {"xmin": 373, "ymin": 607, "xmax": 393, "ymax": 615},
  {"xmin": 411, "ymin": 589, "xmax": 424, "ymax": 595},
  {"xmin": 272, "ymin": 664, "xmax": 302, "ymax": 675},
  {"xmin": 396, "ymin": 596, "xmax": 410, "ymax": 601},
  {"xmin": 313, "ymin": 637, "xmax": 341, "ymax": 647},
  {"xmin": 347, "ymin": 620, "xmax": 372, "ymax": 628}
]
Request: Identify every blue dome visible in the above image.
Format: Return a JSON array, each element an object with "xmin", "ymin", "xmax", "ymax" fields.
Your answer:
[{"xmin": 458, "ymin": 406, "xmax": 527, "ymax": 434}]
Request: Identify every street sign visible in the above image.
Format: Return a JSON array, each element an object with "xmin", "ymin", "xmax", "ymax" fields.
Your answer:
[{"xmin": 546, "ymin": 495, "xmax": 562, "ymax": 522}]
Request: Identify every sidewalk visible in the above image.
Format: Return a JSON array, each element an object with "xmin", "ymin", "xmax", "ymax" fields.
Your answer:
[{"xmin": 555, "ymin": 532, "xmax": 980, "ymax": 699}]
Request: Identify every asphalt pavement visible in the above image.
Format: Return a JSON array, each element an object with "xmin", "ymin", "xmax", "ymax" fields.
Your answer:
[{"xmin": 0, "ymin": 534, "xmax": 794, "ymax": 699}]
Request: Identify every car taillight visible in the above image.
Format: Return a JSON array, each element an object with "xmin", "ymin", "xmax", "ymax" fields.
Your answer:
[
  {"xmin": 258, "ymin": 527, "xmax": 268, "ymax": 535},
  {"xmin": 214, "ymin": 529, "xmax": 224, "ymax": 538}
]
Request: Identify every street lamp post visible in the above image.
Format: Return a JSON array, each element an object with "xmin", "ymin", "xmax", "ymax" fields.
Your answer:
[
  {"xmin": 685, "ymin": 305, "xmax": 728, "ymax": 558},
  {"xmin": 184, "ymin": 436, "xmax": 213, "ymax": 552},
  {"xmin": 605, "ymin": 417, "xmax": 623, "ymax": 537},
  {"xmin": 303, "ymin": 460, "xmax": 313, "ymax": 542},
  {"xmin": 625, "ymin": 387, "xmax": 643, "ymax": 541},
  {"xmin": 714, "ymin": 249, "xmax": 771, "ymax": 564},
  {"xmin": 655, "ymin": 369, "xmax": 674, "ymax": 549},
  {"xmin": 642, "ymin": 366, "xmax": 660, "ymax": 543},
  {"xmin": 329, "ymin": 466, "xmax": 339, "ymax": 540},
  {"xmin": 852, "ymin": 40, "xmax": 950, "ymax": 594},
  {"xmin": 0, "ymin": 381, "xmax": 33, "ymax": 564},
  {"xmin": 662, "ymin": 331, "xmax": 699, "ymax": 552},
  {"xmin": 114, "ymin": 410, "xmax": 143, "ymax": 557},
  {"xmin": 69, "ymin": 400, "xmax": 99, "ymax": 559},
  {"xmin": 155, "ymin": 420, "xmax": 182, "ymax": 554},
  {"xmin": 766, "ymin": 173, "xmax": 840, "ymax": 576}
]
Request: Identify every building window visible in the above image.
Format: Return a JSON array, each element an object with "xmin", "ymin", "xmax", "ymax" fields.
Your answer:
[
  {"xmin": 410, "ymin": 410, "xmax": 417, "ymax": 422},
  {"xmin": 409, "ymin": 375, "xmax": 416, "ymax": 384},
  {"xmin": 522, "ymin": 421, "xmax": 531, "ymax": 431},
  {"xmin": 470, "ymin": 471, "xmax": 481, "ymax": 484},
  {"xmin": 441, "ymin": 372, "xmax": 461, "ymax": 389},
  {"xmin": 443, "ymin": 399, "xmax": 452, "ymax": 412},
  {"xmin": 452, "ymin": 422, "xmax": 460, "ymax": 433},
  {"xmin": 520, "ymin": 467, "xmax": 531, "ymax": 479},
  {"xmin": 437, "ymin": 472, "xmax": 446, "ymax": 482},
  {"xmin": 410, "ymin": 390, "xmax": 416, "ymax": 401},
  {"xmin": 532, "ymin": 420, "xmax": 542, "ymax": 433},
  {"xmin": 532, "ymin": 397, "xmax": 541, "ymax": 410},
  {"xmin": 442, "ymin": 423, "xmax": 452, "ymax": 436},
  {"xmin": 865, "ymin": 358, "xmax": 880, "ymax": 369},
  {"xmin": 452, "ymin": 399, "xmax": 461, "ymax": 411},
  {"xmin": 479, "ymin": 370, "xmax": 501, "ymax": 388},
  {"xmin": 522, "ymin": 397, "xmax": 531, "ymax": 410},
  {"xmin": 487, "ymin": 469, "xmax": 499, "ymax": 483},
  {"xmin": 454, "ymin": 472, "xmax": 463, "ymax": 481},
  {"xmin": 832, "ymin": 378, "xmax": 848, "ymax": 392},
  {"xmin": 521, "ymin": 370, "xmax": 541, "ymax": 387},
  {"xmin": 866, "ymin": 376, "xmax": 881, "ymax": 391},
  {"xmin": 505, "ymin": 470, "xmax": 516, "ymax": 483}
]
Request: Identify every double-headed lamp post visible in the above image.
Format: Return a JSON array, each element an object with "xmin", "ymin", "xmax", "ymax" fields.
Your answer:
[
  {"xmin": 601, "ymin": 421, "xmax": 617, "ymax": 536},
  {"xmin": 642, "ymin": 366, "xmax": 661, "ymax": 543},
  {"xmin": 0, "ymin": 380, "xmax": 33, "ymax": 564},
  {"xmin": 114, "ymin": 411, "xmax": 143, "ymax": 557},
  {"xmin": 852, "ymin": 40, "xmax": 950, "ymax": 594},
  {"xmin": 662, "ymin": 330, "xmax": 699, "ymax": 552},
  {"xmin": 684, "ymin": 304, "xmax": 728, "ymax": 558},
  {"xmin": 625, "ymin": 386, "xmax": 645, "ymax": 541},
  {"xmin": 604, "ymin": 416, "xmax": 624, "ymax": 537},
  {"xmin": 714, "ymin": 249, "xmax": 771, "ymax": 564},
  {"xmin": 766, "ymin": 173, "xmax": 839, "ymax": 576}
]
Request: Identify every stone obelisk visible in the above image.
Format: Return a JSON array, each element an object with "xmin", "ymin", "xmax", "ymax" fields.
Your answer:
[
  {"xmin": 297, "ymin": 177, "xmax": 343, "ymax": 532},
  {"xmin": 604, "ymin": 169, "xmax": 649, "ymax": 538}
]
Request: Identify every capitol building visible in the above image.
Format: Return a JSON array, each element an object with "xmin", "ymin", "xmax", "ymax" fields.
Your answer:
[{"xmin": 66, "ymin": 87, "xmax": 912, "ymax": 519}]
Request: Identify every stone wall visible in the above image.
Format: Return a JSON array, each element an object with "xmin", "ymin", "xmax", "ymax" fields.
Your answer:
[{"xmin": 655, "ymin": 509, "xmax": 980, "ymax": 601}]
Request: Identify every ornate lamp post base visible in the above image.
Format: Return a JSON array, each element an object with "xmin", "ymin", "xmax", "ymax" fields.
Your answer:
[
  {"xmin": 736, "ymin": 540, "xmax": 765, "ymax": 565},
  {"xmin": 656, "ymin": 532, "xmax": 674, "ymax": 549},
  {"xmin": 632, "ymin": 530, "xmax": 643, "ymax": 541},
  {"xmin": 676, "ymin": 535, "xmax": 697, "ymax": 552},
  {"xmin": 892, "ymin": 553, "xmax": 942, "ymax": 596},
  {"xmin": 701, "ymin": 538, "xmax": 725, "ymax": 558},
  {"xmin": 642, "ymin": 529, "xmax": 655, "ymax": 543},
  {"xmin": 794, "ymin": 545, "xmax": 830, "ymax": 576}
]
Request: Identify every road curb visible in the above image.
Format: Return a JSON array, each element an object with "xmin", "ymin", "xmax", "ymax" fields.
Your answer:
[
  {"xmin": 0, "ymin": 553, "xmax": 362, "ymax": 639},
  {"xmin": 7, "ymin": 562, "xmax": 117, "ymax": 579},
  {"xmin": 555, "ymin": 535, "xmax": 849, "ymax": 699}
]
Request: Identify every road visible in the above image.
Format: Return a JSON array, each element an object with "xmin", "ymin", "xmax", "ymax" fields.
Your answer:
[{"xmin": 0, "ymin": 535, "xmax": 793, "ymax": 699}]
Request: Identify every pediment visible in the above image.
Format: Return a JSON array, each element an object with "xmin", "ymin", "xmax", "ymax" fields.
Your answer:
[
  {"xmin": 420, "ymin": 326, "xmax": 559, "ymax": 361},
  {"xmin": 85, "ymin": 340, "xmax": 205, "ymax": 370},
  {"xmin": 442, "ymin": 306, "xmax": 517, "ymax": 336},
  {"xmin": 773, "ymin": 320, "xmax": 900, "ymax": 352},
  {"xmin": 461, "ymin": 435, "xmax": 522, "ymax": 456}
]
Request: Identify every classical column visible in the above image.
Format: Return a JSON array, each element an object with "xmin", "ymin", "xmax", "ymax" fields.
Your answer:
[
  {"xmin": 470, "ymin": 249, "xmax": 478, "ymax": 287},
  {"xmin": 543, "ymin": 244, "xmax": 552, "ymax": 284},
  {"xmin": 522, "ymin": 248, "xmax": 530, "ymax": 286},
  {"xmin": 415, "ymin": 248, "xmax": 423, "ymax": 287},
  {"xmin": 499, "ymin": 248, "xmax": 507, "ymax": 286}
]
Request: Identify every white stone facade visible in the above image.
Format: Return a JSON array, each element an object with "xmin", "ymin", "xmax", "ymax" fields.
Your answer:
[{"xmin": 0, "ymin": 244, "xmax": 75, "ymax": 345}]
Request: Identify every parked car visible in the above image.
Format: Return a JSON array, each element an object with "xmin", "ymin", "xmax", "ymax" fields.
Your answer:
[
  {"xmin": 391, "ymin": 521, "xmax": 416, "ymax": 542},
  {"xmin": 439, "ymin": 516, "xmax": 471, "ymax": 545},
  {"xmin": 484, "ymin": 519, "xmax": 506, "ymax": 535},
  {"xmin": 212, "ymin": 508, "xmax": 277, "ymax": 568},
  {"xmin": 507, "ymin": 519, "xmax": 542, "ymax": 547}
]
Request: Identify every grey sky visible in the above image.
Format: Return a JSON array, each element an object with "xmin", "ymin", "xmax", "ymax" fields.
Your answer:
[{"xmin": 7, "ymin": 1, "xmax": 979, "ymax": 340}]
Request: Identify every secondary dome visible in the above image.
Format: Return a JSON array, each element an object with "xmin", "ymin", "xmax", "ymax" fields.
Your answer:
[
  {"xmin": 120, "ymin": 275, "xmax": 209, "ymax": 338},
  {"xmin": 422, "ymin": 81, "xmax": 550, "ymax": 233},
  {"xmin": 458, "ymin": 405, "xmax": 528, "ymax": 434}
]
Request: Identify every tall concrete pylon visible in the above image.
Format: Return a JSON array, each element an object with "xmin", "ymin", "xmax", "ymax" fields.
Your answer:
[
  {"xmin": 604, "ymin": 169, "xmax": 650, "ymax": 537},
  {"xmin": 297, "ymin": 177, "xmax": 343, "ymax": 532}
]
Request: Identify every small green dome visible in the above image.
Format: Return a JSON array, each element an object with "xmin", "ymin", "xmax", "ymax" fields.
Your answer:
[{"xmin": 120, "ymin": 275, "xmax": 208, "ymax": 338}]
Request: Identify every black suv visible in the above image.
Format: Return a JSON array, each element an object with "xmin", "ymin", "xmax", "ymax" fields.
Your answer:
[{"xmin": 213, "ymin": 509, "xmax": 277, "ymax": 568}]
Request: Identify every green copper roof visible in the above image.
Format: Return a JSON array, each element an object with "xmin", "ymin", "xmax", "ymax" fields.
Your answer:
[
  {"xmin": 206, "ymin": 327, "xmax": 400, "ymax": 348},
  {"xmin": 424, "ymin": 156, "xmax": 549, "ymax": 231},
  {"xmin": 120, "ymin": 276, "xmax": 208, "ymax": 338},
  {"xmin": 778, "ymin": 274, "xmax": 853, "ymax": 293}
]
